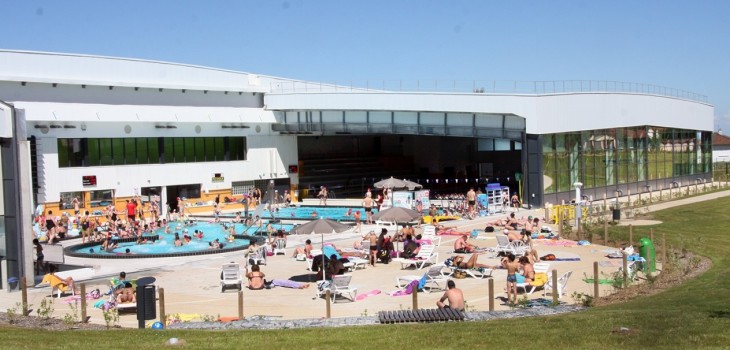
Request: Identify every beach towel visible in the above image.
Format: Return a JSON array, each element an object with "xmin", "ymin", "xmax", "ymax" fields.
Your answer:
[
  {"xmin": 355, "ymin": 290, "xmax": 382, "ymax": 301},
  {"xmin": 437, "ymin": 230, "xmax": 470, "ymax": 236},
  {"xmin": 389, "ymin": 280, "xmax": 419, "ymax": 296},
  {"xmin": 322, "ymin": 245, "xmax": 342, "ymax": 260},
  {"xmin": 542, "ymin": 240, "xmax": 577, "ymax": 247},
  {"xmin": 583, "ymin": 278, "xmax": 619, "ymax": 285}
]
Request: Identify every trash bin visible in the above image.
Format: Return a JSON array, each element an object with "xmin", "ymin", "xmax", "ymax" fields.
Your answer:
[
  {"xmin": 612, "ymin": 208, "xmax": 621, "ymax": 221},
  {"xmin": 639, "ymin": 237, "xmax": 656, "ymax": 272},
  {"xmin": 7, "ymin": 277, "xmax": 19, "ymax": 291},
  {"xmin": 136, "ymin": 284, "xmax": 157, "ymax": 329}
]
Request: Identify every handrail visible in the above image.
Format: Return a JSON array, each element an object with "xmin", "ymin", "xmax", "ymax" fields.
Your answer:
[{"xmin": 268, "ymin": 79, "xmax": 708, "ymax": 104}]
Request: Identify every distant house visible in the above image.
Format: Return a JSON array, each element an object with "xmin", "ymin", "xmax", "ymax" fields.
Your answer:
[{"xmin": 713, "ymin": 132, "xmax": 730, "ymax": 162}]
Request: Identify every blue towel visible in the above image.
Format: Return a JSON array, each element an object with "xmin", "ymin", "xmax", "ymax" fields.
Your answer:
[
  {"xmin": 322, "ymin": 245, "xmax": 341, "ymax": 260},
  {"xmin": 418, "ymin": 274, "xmax": 428, "ymax": 290}
]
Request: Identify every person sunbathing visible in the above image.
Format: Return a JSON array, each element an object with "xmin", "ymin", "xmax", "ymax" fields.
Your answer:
[
  {"xmin": 115, "ymin": 283, "xmax": 136, "ymax": 303},
  {"xmin": 453, "ymin": 234, "xmax": 477, "ymax": 253},
  {"xmin": 246, "ymin": 264, "xmax": 265, "ymax": 290},
  {"xmin": 292, "ymin": 239, "xmax": 313, "ymax": 258},
  {"xmin": 519, "ymin": 256, "xmax": 535, "ymax": 283},
  {"xmin": 444, "ymin": 254, "xmax": 494, "ymax": 270}
]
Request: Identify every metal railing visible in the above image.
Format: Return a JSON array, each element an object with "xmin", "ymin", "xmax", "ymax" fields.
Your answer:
[{"xmin": 268, "ymin": 79, "xmax": 708, "ymax": 103}]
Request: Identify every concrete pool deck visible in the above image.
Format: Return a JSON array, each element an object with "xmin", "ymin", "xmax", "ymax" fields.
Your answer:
[{"xmin": 6, "ymin": 188, "xmax": 730, "ymax": 328}]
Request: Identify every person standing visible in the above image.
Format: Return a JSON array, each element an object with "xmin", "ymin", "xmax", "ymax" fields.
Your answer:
[
  {"xmin": 318, "ymin": 186, "xmax": 328, "ymax": 206},
  {"xmin": 353, "ymin": 210, "xmax": 362, "ymax": 233},
  {"xmin": 466, "ymin": 188, "xmax": 476, "ymax": 217},
  {"xmin": 511, "ymin": 193, "xmax": 520, "ymax": 212},
  {"xmin": 363, "ymin": 194, "xmax": 374, "ymax": 224},
  {"xmin": 126, "ymin": 199, "xmax": 137, "ymax": 224},
  {"xmin": 72, "ymin": 196, "xmax": 81, "ymax": 217}
]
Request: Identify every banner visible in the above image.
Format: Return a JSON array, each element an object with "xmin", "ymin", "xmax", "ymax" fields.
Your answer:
[
  {"xmin": 414, "ymin": 190, "xmax": 430, "ymax": 210},
  {"xmin": 392, "ymin": 191, "xmax": 413, "ymax": 208}
]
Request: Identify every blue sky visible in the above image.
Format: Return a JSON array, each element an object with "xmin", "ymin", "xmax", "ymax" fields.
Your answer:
[{"xmin": 3, "ymin": 1, "xmax": 729, "ymax": 131}]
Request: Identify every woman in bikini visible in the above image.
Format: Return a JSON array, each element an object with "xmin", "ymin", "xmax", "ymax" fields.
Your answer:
[
  {"xmin": 246, "ymin": 264, "xmax": 265, "ymax": 290},
  {"xmin": 444, "ymin": 254, "xmax": 494, "ymax": 270}
]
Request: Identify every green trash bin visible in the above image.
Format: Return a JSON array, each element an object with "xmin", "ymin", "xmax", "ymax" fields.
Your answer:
[{"xmin": 639, "ymin": 237, "xmax": 656, "ymax": 272}]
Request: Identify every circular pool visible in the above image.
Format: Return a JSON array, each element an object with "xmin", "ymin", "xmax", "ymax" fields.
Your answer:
[{"xmin": 64, "ymin": 221, "xmax": 292, "ymax": 259}]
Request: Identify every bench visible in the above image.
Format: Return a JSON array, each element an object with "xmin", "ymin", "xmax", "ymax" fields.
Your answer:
[{"xmin": 377, "ymin": 308, "xmax": 465, "ymax": 324}]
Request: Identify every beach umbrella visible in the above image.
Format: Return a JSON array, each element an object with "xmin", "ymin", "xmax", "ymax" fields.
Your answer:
[
  {"xmin": 290, "ymin": 218, "xmax": 351, "ymax": 287},
  {"xmin": 372, "ymin": 206, "xmax": 421, "ymax": 223},
  {"xmin": 289, "ymin": 218, "xmax": 351, "ymax": 235},
  {"xmin": 373, "ymin": 176, "xmax": 407, "ymax": 189}
]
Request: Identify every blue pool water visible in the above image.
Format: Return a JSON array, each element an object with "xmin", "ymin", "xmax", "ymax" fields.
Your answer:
[
  {"xmin": 233, "ymin": 206, "xmax": 378, "ymax": 221},
  {"xmin": 68, "ymin": 221, "xmax": 293, "ymax": 257}
]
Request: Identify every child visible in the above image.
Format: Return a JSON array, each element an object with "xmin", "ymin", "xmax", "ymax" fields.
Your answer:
[{"xmin": 33, "ymin": 238, "xmax": 45, "ymax": 274}]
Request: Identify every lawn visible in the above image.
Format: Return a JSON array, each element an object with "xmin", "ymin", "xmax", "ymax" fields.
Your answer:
[{"xmin": 3, "ymin": 196, "xmax": 730, "ymax": 349}]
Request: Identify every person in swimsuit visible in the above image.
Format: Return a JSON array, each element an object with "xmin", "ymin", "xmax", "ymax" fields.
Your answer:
[
  {"xmin": 362, "ymin": 195, "xmax": 374, "ymax": 224},
  {"xmin": 453, "ymin": 234, "xmax": 477, "ymax": 254},
  {"xmin": 246, "ymin": 264, "xmax": 265, "ymax": 290},
  {"xmin": 364, "ymin": 230, "xmax": 378, "ymax": 267},
  {"xmin": 466, "ymin": 188, "xmax": 476, "ymax": 216},
  {"xmin": 519, "ymin": 256, "xmax": 535, "ymax": 283},
  {"xmin": 505, "ymin": 253, "xmax": 520, "ymax": 305},
  {"xmin": 444, "ymin": 254, "xmax": 494, "ymax": 270}
]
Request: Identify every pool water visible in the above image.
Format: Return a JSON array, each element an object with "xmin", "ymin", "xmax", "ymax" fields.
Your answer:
[
  {"xmin": 68, "ymin": 222, "xmax": 295, "ymax": 256},
  {"xmin": 231, "ymin": 206, "xmax": 377, "ymax": 221}
]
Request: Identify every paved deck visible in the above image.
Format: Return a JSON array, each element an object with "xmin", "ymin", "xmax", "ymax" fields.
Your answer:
[{"xmin": 5, "ymin": 186, "xmax": 729, "ymax": 328}]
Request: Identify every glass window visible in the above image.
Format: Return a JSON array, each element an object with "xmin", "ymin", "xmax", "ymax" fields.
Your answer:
[
  {"xmin": 195, "ymin": 138, "xmax": 206, "ymax": 162},
  {"xmin": 229, "ymin": 137, "xmax": 240, "ymax": 161},
  {"xmin": 89, "ymin": 189, "xmax": 114, "ymax": 208},
  {"xmin": 205, "ymin": 137, "xmax": 216, "ymax": 161},
  {"xmin": 177, "ymin": 184, "xmax": 201, "ymax": 199},
  {"xmin": 112, "ymin": 139, "xmax": 124, "ymax": 165},
  {"xmin": 87, "ymin": 138, "xmax": 100, "ymax": 166},
  {"xmin": 58, "ymin": 139, "xmax": 70, "ymax": 168},
  {"xmin": 136, "ymin": 138, "xmax": 148, "ymax": 164},
  {"xmin": 148, "ymin": 138, "xmax": 160, "ymax": 164},
  {"xmin": 174, "ymin": 138, "xmax": 185, "ymax": 163},
  {"xmin": 163, "ymin": 138, "xmax": 174, "ymax": 163},
  {"xmin": 184, "ymin": 138, "xmax": 196, "ymax": 162},
  {"xmin": 59, "ymin": 191, "xmax": 84, "ymax": 210},
  {"xmin": 99, "ymin": 139, "xmax": 113, "ymax": 166},
  {"xmin": 214, "ymin": 138, "xmax": 225, "ymax": 161},
  {"xmin": 124, "ymin": 138, "xmax": 136, "ymax": 165}
]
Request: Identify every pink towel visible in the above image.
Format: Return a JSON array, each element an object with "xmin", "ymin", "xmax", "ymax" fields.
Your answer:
[
  {"xmin": 355, "ymin": 290, "xmax": 381, "ymax": 301},
  {"xmin": 389, "ymin": 280, "xmax": 419, "ymax": 296}
]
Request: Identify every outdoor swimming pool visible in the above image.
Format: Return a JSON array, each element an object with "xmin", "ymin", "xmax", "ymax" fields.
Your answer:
[
  {"xmin": 65, "ymin": 221, "xmax": 294, "ymax": 258},
  {"xmin": 227, "ymin": 205, "xmax": 378, "ymax": 221}
]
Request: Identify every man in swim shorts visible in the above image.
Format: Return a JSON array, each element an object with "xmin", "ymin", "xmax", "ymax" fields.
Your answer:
[
  {"xmin": 466, "ymin": 188, "xmax": 476, "ymax": 216},
  {"xmin": 505, "ymin": 253, "xmax": 519, "ymax": 305}
]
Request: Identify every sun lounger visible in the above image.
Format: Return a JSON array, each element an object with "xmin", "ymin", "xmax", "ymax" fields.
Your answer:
[
  {"xmin": 394, "ymin": 244, "xmax": 438, "ymax": 270},
  {"xmin": 396, "ymin": 264, "xmax": 449, "ymax": 293},
  {"xmin": 220, "ymin": 263, "xmax": 243, "ymax": 292},
  {"xmin": 516, "ymin": 262, "xmax": 550, "ymax": 294}
]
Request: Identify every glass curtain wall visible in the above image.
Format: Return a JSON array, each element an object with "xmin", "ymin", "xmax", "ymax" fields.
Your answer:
[{"xmin": 541, "ymin": 127, "xmax": 710, "ymax": 194}]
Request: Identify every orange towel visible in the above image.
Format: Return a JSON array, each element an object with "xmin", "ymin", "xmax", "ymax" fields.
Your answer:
[{"xmin": 42, "ymin": 274, "xmax": 69, "ymax": 292}]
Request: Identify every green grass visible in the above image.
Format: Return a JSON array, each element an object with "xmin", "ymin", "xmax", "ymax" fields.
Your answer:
[{"xmin": 4, "ymin": 196, "xmax": 730, "ymax": 349}]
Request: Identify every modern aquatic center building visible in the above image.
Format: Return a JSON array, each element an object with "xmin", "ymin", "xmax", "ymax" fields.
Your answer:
[{"xmin": 0, "ymin": 50, "xmax": 714, "ymax": 286}]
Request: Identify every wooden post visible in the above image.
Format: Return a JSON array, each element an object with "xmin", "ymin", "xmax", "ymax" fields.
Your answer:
[
  {"xmin": 551, "ymin": 270, "xmax": 559, "ymax": 304},
  {"xmin": 662, "ymin": 233, "xmax": 667, "ymax": 266},
  {"xmin": 650, "ymin": 228, "xmax": 654, "ymax": 245},
  {"xmin": 488, "ymin": 279, "xmax": 494, "ymax": 311},
  {"xmin": 593, "ymin": 262, "xmax": 599, "ymax": 299},
  {"xmin": 21, "ymin": 277, "xmax": 28, "ymax": 316},
  {"xmin": 603, "ymin": 193, "xmax": 607, "ymax": 214},
  {"xmin": 622, "ymin": 252, "xmax": 628, "ymax": 288},
  {"xmin": 649, "ymin": 188, "xmax": 652, "ymax": 204},
  {"xmin": 558, "ymin": 210, "xmax": 564, "ymax": 238},
  {"xmin": 80, "ymin": 283, "xmax": 87, "ymax": 323},
  {"xmin": 604, "ymin": 220, "xmax": 608, "ymax": 244},
  {"xmin": 238, "ymin": 291, "xmax": 244, "ymax": 320},
  {"xmin": 627, "ymin": 189, "xmax": 632, "ymax": 207},
  {"xmin": 629, "ymin": 225, "xmax": 633, "ymax": 247},
  {"xmin": 412, "ymin": 287, "xmax": 418, "ymax": 310},
  {"xmin": 325, "ymin": 290, "xmax": 331, "ymax": 318},
  {"xmin": 159, "ymin": 288, "xmax": 166, "ymax": 327}
]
